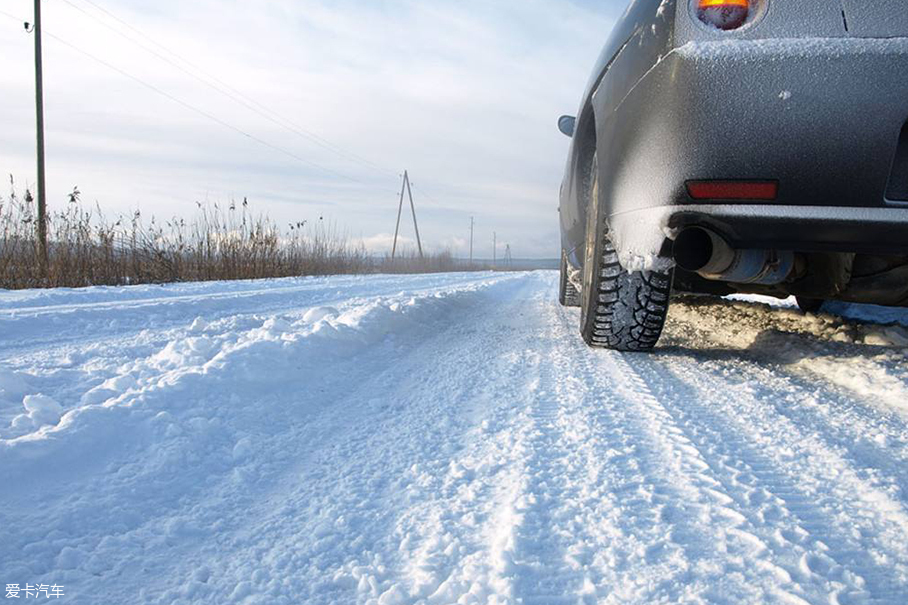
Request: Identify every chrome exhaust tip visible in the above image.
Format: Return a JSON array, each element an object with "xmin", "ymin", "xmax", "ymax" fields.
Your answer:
[
  {"xmin": 673, "ymin": 227, "xmax": 795, "ymax": 286},
  {"xmin": 673, "ymin": 227, "xmax": 734, "ymax": 274}
]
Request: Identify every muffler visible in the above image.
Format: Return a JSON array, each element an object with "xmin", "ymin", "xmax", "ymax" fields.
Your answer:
[{"xmin": 673, "ymin": 227, "xmax": 795, "ymax": 286}]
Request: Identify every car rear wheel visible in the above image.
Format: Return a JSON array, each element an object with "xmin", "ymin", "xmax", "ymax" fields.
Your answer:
[
  {"xmin": 559, "ymin": 252, "xmax": 581, "ymax": 307},
  {"xmin": 579, "ymin": 154, "xmax": 672, "ymax": 351}
]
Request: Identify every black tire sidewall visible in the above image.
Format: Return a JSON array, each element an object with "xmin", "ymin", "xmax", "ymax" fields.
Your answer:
[
  {"xmin": 559, "ymin": 252, "xmax": 570, "ymax": 306},
  {"xmin": 580, "ymin": 155, "xmax": 603, "ymax": 340}
]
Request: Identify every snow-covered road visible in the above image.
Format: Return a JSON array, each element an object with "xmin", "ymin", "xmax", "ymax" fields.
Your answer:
[{"xmin": 2, "ymin": 272, "xmax": 908, "ymax": 604}]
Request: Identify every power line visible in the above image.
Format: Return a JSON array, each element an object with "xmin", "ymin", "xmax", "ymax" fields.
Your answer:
[
  {"xmin": 63, "ymin": 0, "xmax": 458, "ymax": 208},
  {"xmin": 59, "ymin": 0, "xmax": 392, "ymax": 187},
  {"xmin": 0, "ymin": 9, "xmax": 25, "ymax": 25},
  {"xmin": 0, "ymin": 7, "xmax": 397, "ymax": 195},
  {"xmin": 66, "ymin": 0, "xmax": 400, "ymax": 180},
  {"xmin": 409, "ymin": 181, "xmax": 441, "ymax": 206},
  {"xmin": 48, "ymin": 36, "xmax": 369, "ymax": 184}
]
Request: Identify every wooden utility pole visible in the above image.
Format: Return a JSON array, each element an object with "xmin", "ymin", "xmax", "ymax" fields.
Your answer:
[
  {"xmin": 32, "ymin": 0, "xmax": 49, "ymax": 277},
  {"xmin": 391, "ymin": 170, "xmax": 423, "ymax": 260},
  {"xmin": 469, "ymin": 217, "xmax": 474, "ymax": 266}
]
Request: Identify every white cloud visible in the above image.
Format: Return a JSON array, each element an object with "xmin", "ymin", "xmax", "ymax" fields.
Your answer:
[
  {"xmin": 0, "ymin": 0, "xmax": 621, "ymax": 258},
  {"xmin": 358, "ymin": 233, "xmax": 415, "ymax": 255}
]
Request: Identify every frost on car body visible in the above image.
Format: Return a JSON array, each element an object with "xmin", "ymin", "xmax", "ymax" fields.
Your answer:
[{"xmin": 557, "ymin": 0, "xmax": 908, "ymax": 350}]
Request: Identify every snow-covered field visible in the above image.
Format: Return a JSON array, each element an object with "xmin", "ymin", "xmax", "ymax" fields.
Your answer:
[{"xmin": 2, "ymin": 271, "xmax": 908, "ymax": 604}]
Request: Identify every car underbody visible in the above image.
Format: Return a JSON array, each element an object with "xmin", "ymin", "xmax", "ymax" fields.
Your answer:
[{"xmin": 674, "ymin": 252, "xmax": 908, "ymax": 308}]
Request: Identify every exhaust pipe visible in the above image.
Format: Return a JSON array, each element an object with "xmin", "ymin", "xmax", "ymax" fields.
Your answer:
[{"xmin": 673, "ymin": 227, "xmax": 795, "ymax": 286}]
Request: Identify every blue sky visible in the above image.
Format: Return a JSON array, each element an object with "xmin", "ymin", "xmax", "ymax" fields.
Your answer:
[{"xmin": 0, "ymin": 0, "xmax": 624, "ymax": 258}]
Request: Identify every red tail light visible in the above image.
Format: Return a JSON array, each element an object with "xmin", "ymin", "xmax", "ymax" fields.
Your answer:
[
  {"xmin": 686, "ymin": 180, "xmax": 778, "ymax": 201},
  {"xmin": 697, "ymin": 0, "xmax": 749, "ymax": 30}
]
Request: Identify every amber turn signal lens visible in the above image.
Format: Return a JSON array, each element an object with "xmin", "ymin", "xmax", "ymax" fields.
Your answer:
[{"xmin": 697, "ymin": 0, "xmax": 749, "ymax": 30}]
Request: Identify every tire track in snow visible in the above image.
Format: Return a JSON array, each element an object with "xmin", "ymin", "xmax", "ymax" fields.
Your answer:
[
  {"xmin": 575, "ymin": 349, "xmax": 795, "ymax": 603},
  {"xmin": 378, "ymin": 276, "xmax": 641, "ymax": 604},
  {"xmin": 421, "ymin": 285, "xmax": 902, "ymax": 604},
  {"xmin": 505, "ymin": 342, "xmax": 599, "ymax": 603},
  {"xmin": 664, "ymin": 301, "xmax": 908, "ymax": 479},
  {"xmin": 410, "ymin": 279, "xmax": 729, "ymax": 604},
  {"xmin": 460, "ymin": 282, "xmax": 734, "ymax": 604},
  {"xmin": 611, "ymin": 349, "xmax": 872, "ymax": 603},
  {"xmin": 377, "ymin": 278, "xmax": 554, "ymax": 605},
  {"xmin": 662, "ymin": 327, "xmax": 908, "ymax": 535},
  {"xmin": 622, "ymin": 349, "xmax": 908, "ymax": 603},
  {"xmin": 546, "ymin": 304, "xmax": 761, "ymax": 602},
  {"xmin": 538, "ymin": 310, "xmax": 701, "ymax": 604},
  {"xmin": 664, "ymin": 299, "xmax": 908, "ymax": 572},
  {"xmin": 380, "ymin": 277, "xmax": 623, "ymax": 605},
  {"xmin": 386, "ymin": 351, "xmax": 536, "ymax": 604}
]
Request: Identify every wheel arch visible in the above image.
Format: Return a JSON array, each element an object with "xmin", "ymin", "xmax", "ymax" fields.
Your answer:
[{"xmin": 562, "ymin": 102, "xmax": 598, "ymax": 271}]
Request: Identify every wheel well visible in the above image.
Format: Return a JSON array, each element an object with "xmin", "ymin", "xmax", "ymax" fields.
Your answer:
[
  {"xmin": 568, "ymin": 105, "xmax": 597, "ymax": 264},
  {"xmin": 562, "ymin": 106, "xmax": 598, "ymax": 267},
  {"xmin": 575, "ymin": 106, "xmax": 597, "ymax": 202}
]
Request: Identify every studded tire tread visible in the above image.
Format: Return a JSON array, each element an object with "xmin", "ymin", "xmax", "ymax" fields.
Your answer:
[
  {"xmin": 559, "ymin": 253, "xmax": 581, "ymax": 307},
  {"xmin": 578, "ymin": 150, "xmax": 672, "ymax": 351}
]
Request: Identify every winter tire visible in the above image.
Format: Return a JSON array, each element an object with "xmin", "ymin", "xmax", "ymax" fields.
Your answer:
[
  {"xmin": 579, "ymin": 153, "xmax": 672, "ymax": 351},
  {"xmin": 559, "ymin": 253, "xmax": 581, "ymax": 307}
]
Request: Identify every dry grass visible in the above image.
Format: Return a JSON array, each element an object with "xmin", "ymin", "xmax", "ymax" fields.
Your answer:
[{"xmin": 0, "ymin": 177, "xmax": 471, "ymax": 290}]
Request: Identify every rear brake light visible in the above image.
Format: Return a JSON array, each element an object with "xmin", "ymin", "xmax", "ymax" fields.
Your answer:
[
  {"xmin": 686, "ymin": 180, "xmax": 778, "ymax": 201},
  {"xmin": 697, "ymin": 0, "xmax": 749, "ymax": 30}
]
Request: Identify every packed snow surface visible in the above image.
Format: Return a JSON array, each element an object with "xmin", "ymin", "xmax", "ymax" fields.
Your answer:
[{"xmin": 2, "ymin": 272, "xmax": 908, "ymax": 604}]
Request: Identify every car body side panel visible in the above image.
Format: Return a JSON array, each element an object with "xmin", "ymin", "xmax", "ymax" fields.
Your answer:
[
  {"xmin": 580, "ymin": 0, "xmax": 675, "ymax": 108},
  {"xmin": 559, "ymin": 0, "xmax": 676, "ymax": 268}
]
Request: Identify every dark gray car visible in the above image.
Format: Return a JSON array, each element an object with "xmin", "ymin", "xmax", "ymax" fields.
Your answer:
[{"xmin": 558, "ymin": 0, "xmax": 908, "ymax": 351}]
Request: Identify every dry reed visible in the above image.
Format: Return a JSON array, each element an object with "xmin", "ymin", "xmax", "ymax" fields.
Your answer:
[{"xmin": 0, "ymin": 177, "xmax": 470, "ymax": 290}]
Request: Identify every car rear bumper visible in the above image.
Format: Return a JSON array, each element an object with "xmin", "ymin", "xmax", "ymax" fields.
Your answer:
[
  {"xmin": 614, "ymin": 203, "xmax": 908, "ymax": 256},
  {"xmin": 604, "ymin": 36, "xmax": 908, "ymax": 211}
]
